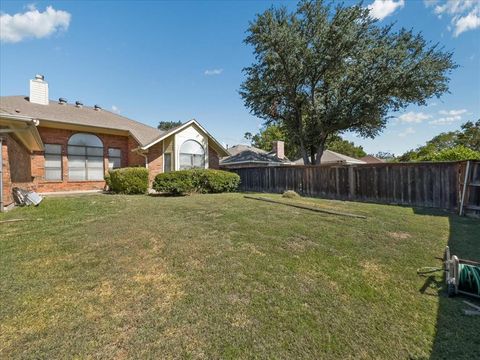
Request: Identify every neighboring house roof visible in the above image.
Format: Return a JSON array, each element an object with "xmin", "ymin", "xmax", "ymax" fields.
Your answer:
[
  {"xmin": 360, "ymin": 155, "xmax": 385, "ymax": 164},
  {"xmin": 220, "ymin": 144, "xmax": 290, "ymax": 166},
  {"xmin": 226, "ymin": 144, "xmax": 268, "ymax": 156},
  {"xmin": 294, "ymin": 150, "xmax": 366, "ymax": 165},
  {"xmin": 0, "ymin": 96, "xmax": 163, "ymax": 146}
]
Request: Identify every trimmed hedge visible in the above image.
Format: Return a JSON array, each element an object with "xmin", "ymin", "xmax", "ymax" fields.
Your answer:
[
  {"xmin": 106, "ymin": 167, "xmax": 149, "ymax": 194},
  {"xmin": 153, "ymin": 169, "xmax": 240, "ymax": 195}
]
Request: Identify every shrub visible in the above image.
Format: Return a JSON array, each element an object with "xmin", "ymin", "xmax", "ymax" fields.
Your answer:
[
  {"xmin": 192, "ymin": 169, "xmax": 241, "ymax": 193},
  {"xmin": 152, "ymin": 171, "xmax": 195, "ymax": 195},
  {"xmin": 418, "ymin": 145, "xmax": 480, "ymax": 161},
  {"xmin": 282, "ymin": 190, "xmax": 300, "ymax": 198},
  {"xmin": 107, "ymin": 167, "xmax": 149, "ymax": 194},
  {"xmin": 153, "ymin": 169, "xmax": 240, "ymax": 195}
]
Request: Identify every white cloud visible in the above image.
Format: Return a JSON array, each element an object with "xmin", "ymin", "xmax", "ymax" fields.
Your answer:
[
  {"xmin": 424, "ymin": 0, "xmax": 438, "ymax": 7},
  {"xmin": 367, "ymin": 0, "xmax": 405, "ymax": 20},
  {"xmin": 398, "ymin": 111, "xmax": 432, "ymax": 123},
  {"xmin": 434, "ymin": 0, "xmax": 476, "ymax": 16},
  {"xmin": 111, "ymin": 105, "xmax": 120, "ymax": 114},
  {"xmin": 426, "ymin": 0, "xmax": 480, "ymax": 37},
  {"xmin": 204, "ymin": 68, "xmax": 223, "ymax": 76},
  {"xmin": 429, "ymin": 108, "xmax": 468, "ymax": 125},
  {"xmin": 429, "ymin": 116, "xmax": 462, "ymax": 125},
  {"xmin": 398, "ymin": 127, "xmax": 415, "ymax": 137},
  {"xmin": 438, "ymin": 109, "xmax": 467, "ymax": 116},
  {"xmin": 0, "ymin": 5, "xmax": 71, "ymax": 43},
  {"xmin": 453, "ymin": 9, "xmax": 480, "ymax": 36}
]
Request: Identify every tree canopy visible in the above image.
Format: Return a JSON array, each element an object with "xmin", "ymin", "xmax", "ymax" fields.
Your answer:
[
  {"xmin": 158, "ymin": 121, "xmax": 182, "ymax": 131},
  {"xmin": 397, "ymin": 119, "xmax": 480, "ymax": 161},
  {"xmin": 240, "ymin": 0, "xmax": 457, "ymax": 164}
]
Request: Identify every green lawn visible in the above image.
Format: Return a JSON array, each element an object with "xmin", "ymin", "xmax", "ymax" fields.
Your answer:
[{"xmin": 1, "ymin": 193, "xmax": 479, "ymax": 359}]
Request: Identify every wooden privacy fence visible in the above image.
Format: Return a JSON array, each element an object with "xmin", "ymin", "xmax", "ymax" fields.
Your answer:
[{"xmin": 230, "ymin": 161, "xmax": 480, "ymax": 212}]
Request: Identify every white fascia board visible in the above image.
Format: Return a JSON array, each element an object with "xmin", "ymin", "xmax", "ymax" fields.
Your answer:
[{"xmin": 140, "ymin": 119, "xmax": 229, "ymax": 156}]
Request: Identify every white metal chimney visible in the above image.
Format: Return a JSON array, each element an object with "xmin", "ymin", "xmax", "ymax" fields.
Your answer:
[
  {"xmin": 29, "ymin": 74, "xmax": 49, "ymax": 105},
  {"xmin": 272, "ymin": 140, "xmax": 285, "ymax": 159}
]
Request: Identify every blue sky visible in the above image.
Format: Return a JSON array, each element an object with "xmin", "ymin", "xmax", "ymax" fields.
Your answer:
[{"xmin": 1, "ymin": 0, "xmax": 479, "ymax": 156}]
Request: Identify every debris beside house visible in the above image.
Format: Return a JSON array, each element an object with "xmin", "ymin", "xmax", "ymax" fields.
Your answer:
[{"xmin": 12, "ymin": 187, "xmax": 43, "ymax": 207}]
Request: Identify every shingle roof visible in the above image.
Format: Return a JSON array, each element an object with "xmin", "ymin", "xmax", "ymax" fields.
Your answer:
[
  {"xmin": 359, "ymin": 155, "xmax": 385, "ymax": 164},
  {"xmin": 221, "ymin": 144, "xmax": 290, "ymax": 165},
  {"xmin": 0, "ymin": 96, "xmax": 163, "ymax": 146},
  {"xmin": 226, "ymin": 144, "xmax": 268, "ymax": 156},
  {"xmin": 294, "ymin": 150, "xmax": 366, "ymax": 165}
]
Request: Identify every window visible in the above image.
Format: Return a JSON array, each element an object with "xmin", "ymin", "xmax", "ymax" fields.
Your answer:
[
  {"xmin": 108, "ymin": 148, "xmax": 121, "ymax": 169},
  {"xmin": 164, "ymin": 153, "xmax": 172, "ymax": 172},
  {"xmin": 67, "ymin": 133, "xmax": 104, "ymax": 181},
  {"xmin": 179, "ymin": 140, "xmax": 205, "ymax": 170},
  {"xmin": 44, "ymin": 144, "xmax": 62, "ymax": 180}
]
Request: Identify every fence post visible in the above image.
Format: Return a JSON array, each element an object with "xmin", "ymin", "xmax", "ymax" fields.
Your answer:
[{"xmin": 348, "ymin": 165, "xmax": 356, "ymax": 199}]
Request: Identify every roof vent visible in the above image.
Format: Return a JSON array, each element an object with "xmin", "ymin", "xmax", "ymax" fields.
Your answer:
[
  {"xmin": 94, "ymin": 104, "xmax": 102, "ymax": 111},
  {"xmin": 59, "ymin": 97, "xmax": 67, "ymax": 104},
  {"xmin": 75, "ymin": 101, "xmax": 83, "ymax": 108}
]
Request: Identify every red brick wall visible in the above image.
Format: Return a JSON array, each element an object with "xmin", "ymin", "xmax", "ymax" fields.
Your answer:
[
  {"xmin": 8, "ymin": 135, "xmax": 32, "ymax": 182},
  {"xmin": 1, "ymin": 134, "xmax": 33, "ymax": 207},
  {"xmin": 208, "ymin": 146, "xmax": 220, "ymax": 169},
  {"xmin": 3, "ymin": 125, "xmax": 226, "ymax": 199},
  {"xmin": 1, "ymin": 135, "xmax": 12, "ymax": 207},
  {"xmin": 128, "ymin": 136, "xmax": 146, "ymax": 167},
  {"xmin": 31, "ymin": 127, "xmax": 134, "ymax": 193},
  {"xmin": 147, "ymin": 141, "xmax": 163, "ymax": 184}
]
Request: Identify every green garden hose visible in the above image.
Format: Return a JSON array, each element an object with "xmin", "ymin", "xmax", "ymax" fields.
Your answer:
[{"xmin": 458, "ymin": 264, "xmax": 480, "ymax": 296}]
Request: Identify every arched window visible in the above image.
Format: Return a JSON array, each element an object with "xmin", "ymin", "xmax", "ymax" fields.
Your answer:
[
  {"xmin": 68, "ymin": 133, "xmax": 104, "ymax": 180},
  {"xmin": 179, "ymin": 140, "xmax": 205, "ymax": 170}
]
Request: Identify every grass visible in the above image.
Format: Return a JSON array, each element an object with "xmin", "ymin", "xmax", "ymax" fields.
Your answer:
[{"xmin": 1, "ymin": 193, "xmax": 479, "ymax": 359}]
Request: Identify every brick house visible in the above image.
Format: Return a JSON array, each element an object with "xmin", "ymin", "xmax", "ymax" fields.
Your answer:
[{"xmin": 0, "ymin": 75, "xmax": 229, "ymax": 211}]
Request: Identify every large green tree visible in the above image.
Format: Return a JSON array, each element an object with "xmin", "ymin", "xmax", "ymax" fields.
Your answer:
[
  {"xmin": 158, "ymin": 121, "xmax": 182, "ymax": 131},
  {"xmin": 240, "ymin": 0, "xmax": 457, "ymax": 164},
  {"xmin": 458, "ymin": 120, "xmax": 480, "ymax": 152}
]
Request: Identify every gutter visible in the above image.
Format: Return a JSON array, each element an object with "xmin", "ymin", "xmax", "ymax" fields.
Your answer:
[{"xmin": 0, "ymin": 114, "xmax": 43, "ymax": 151}]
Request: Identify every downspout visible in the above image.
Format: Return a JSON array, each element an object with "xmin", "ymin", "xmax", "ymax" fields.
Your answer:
[{"xmin": 140, "ymin": 151, "xmax": 148, "ymax": 169}]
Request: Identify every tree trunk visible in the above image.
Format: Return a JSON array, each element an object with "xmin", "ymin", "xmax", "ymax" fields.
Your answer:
[
  {"xmin": 314, "ymin": 137, "xmax": 327, "ymax": 165},
  {"xmin": 310, "ymin": 146, "xmax": 316, "ymax": 164},
  {"xmin": 299, "ymin": 139, "xmax": 309, "ymax": 165}
]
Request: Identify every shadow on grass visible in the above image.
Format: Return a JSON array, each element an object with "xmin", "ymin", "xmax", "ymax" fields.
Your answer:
[{"xmin": 414, "ymin": 208, "xmax": 480, "ymax": 360}]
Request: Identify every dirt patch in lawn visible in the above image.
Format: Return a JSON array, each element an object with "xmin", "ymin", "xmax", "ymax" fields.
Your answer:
[
  {"xmin": 387, "ymin": 231, "xmax": 411, "ymax": 240},
  {"xmin": 361, "ymin": 260, "xmax": 389, "ymax": 283}
]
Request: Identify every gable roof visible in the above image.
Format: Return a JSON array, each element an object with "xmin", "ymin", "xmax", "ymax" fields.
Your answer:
[
  {"xmin": 360, "ymin": 155, "xmax": 385, "ymax": 164},
  {"xmin": 226, "ymin": 144, "xmax": 268, "ymax": 157},
  {"xmin": 0, "ymin": 96, "xmax": 163, "ymax": 146},
  {"xmin": 294, "ymin": 150, "xmax": 366, "ymax": 165},
  {"xmin": 221, "ymin": 144, "xmax": 290, "ymax": 166},
  {"xmin": 138, "ymin": 119, "xmax": 229, "ymax": 156}
]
